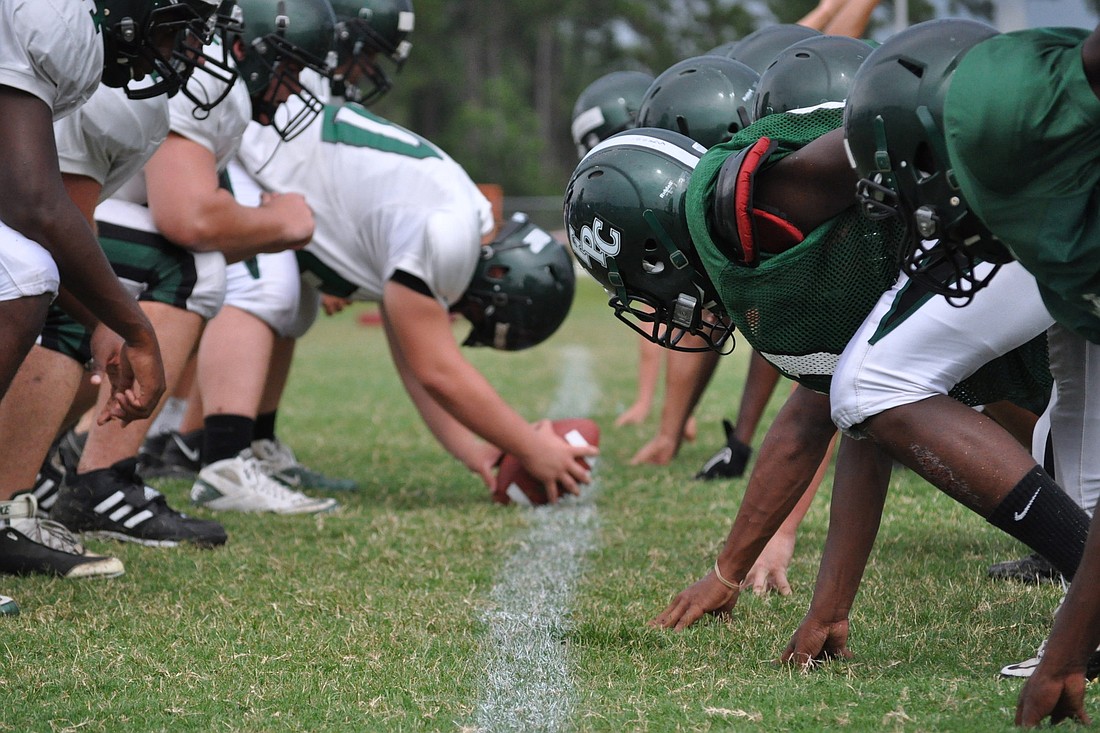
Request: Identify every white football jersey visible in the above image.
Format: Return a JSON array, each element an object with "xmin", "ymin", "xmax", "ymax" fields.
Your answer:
[
  {"xmin": 167, "ymin": 40, "xmax": 251, "ymax": 170},
  {"xmin": 0, "ymin": 0, "xmax": 103, "ymax": 120},
  {"xmin": 109, "ymin": 41, "xmax": 251, "ymax": 206},
  {"xmin": 237, "ymin": 104, "xmax": 493, "ymax": 306},
  {"xmin": 54, "ymin": 84, "xmax": 169, "ymax": 202}
]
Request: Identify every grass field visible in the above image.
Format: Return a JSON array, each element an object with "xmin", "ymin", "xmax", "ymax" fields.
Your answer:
[{"xmin": 2, "ymin": 278, "xmax": 1069, "ymax": 732}]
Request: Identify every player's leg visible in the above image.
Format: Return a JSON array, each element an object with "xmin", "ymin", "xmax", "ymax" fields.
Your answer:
[
  {"xmin": 190, "ymin": 258, "xmax": 336, "ymax": 515},
  {"xmin": 833, "ymin": 261, "xmax": 1086, "ymax": 579},
  {"xmin": 50, "ymin": 223, "xmax": 227, "ymax": 548}
]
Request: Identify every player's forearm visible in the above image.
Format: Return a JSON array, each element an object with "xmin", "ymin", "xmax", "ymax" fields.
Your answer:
[
  {"xmin": 803, "ymin": 435, "xmax": 892, "ymax": 620},
  {"xmin": 153, "ymin": 189, "xmax": 297, "ymax": 257},
  {"xmin": 43, "ymin": 208, "xmax": 153, "ymax": 345},
  {"xmin": 1039, "ymin": 511, "xmax": 1100, "ymax": 675},
  {"xmin": 717, "ymin": 387, "xmax": 836, "ymax": 581}
]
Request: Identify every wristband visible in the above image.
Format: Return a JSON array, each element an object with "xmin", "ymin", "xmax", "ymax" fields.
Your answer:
[{"xmin": 713, "ymin": 559, "xmax": 739, "ymax": 591}]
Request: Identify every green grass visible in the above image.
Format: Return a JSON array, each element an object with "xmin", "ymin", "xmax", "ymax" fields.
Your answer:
[{"xmin": 1, "ymin": 279, "xmax": 1068, "ymax": 732}]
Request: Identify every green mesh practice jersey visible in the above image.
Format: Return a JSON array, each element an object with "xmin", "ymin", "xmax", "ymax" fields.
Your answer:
[
  {"xmin": 946, "ymin": 27, "xmax": 1100, "ymax": 343},
  {"xmin": 685, "ymin": 107, "xmax": 1051, "ymax": 407},
  {"xmin": 686, "ymin": 107, "xmax": 901, "ymax": 393}
]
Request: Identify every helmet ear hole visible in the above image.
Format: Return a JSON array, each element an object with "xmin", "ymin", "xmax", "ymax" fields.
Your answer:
[
  {"xmin": 486, "ymin": 264, "xmax": 509, "ymax": 280},
  {"xmin": 642, "ymin": 240, "xmax": 665, "ymax": 274}
]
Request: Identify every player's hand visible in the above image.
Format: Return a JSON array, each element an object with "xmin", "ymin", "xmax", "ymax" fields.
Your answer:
[
  {"xmin": 629, "ymin": 433, "xmax": 679, "ymax": 466},
  {"xmin": 467, "ymin": 443, "xmax": 504, "ymax": 491},
  {"xmin": 649, "ymin": 571, "xmax": 740, "ymax": 630},
  {"xmin": 260, "ymin": 191, "xmax": 315, "ymax": 249},
  {"xmin": 1016, "ymin": 667, "xmax": 1091, "ymax": 727},
  {"xmin": 744, "ymin": 531, "xmax": 796, "ymax": 597},
  {"xmin": 321, "ymin": 293, "xmax": 352, "ymax": 316},
  {"xmin": 780, "ymin": 613, "xmax": 852, "ymax": 668},
  {"xmin": 615, "ymin": 401, "xmax": 650, "ymax": 427},
  {"xmin": 91, "ymin": 324, "xmax": 165, "ymax": 426},
  {"xmin": 522, "ymin": 420, "xmax": 598, "ymax": 503}
]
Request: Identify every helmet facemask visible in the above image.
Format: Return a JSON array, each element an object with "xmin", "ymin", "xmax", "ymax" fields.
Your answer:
[
  {"xmin": 564, "ymin": 129, "xmax": 736, "ymax": 355},
  {"xmin": 99, "ymin": 0, "xmax": 221, "ymax": 100},
  {"xmin": 178, "ymin": 0, "xmax": 244, "ymax": 116},
  {"xmin": 603, "ymin": 212, "xmax": 734, "ymax": 354},
  {"xmin": 234, "ymin": 0, "xmax": 337, "ymax": 141}
]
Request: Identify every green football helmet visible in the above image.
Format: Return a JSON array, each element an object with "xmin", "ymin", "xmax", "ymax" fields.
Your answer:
[
  {"xmin": 96, "ymin": 0, "xmax": 220, "ymax": 99},
  {"xmin": 329, "ymin": 0, "xmax": 414, "ymax": 104},
  {"xmin": 844, "ymin": 18, "xmax": 1004, "ymax": 302},
  {"xmin": 571, "ymin": 71, "xmax": 654, "ymax": 159},
  {"xmin": 232, "ymin": 0, "xmax": 337, "ymax": 140},
  {"xmin": 726, "ymin": 24, "xmax": 821, "ymax": 73},
  {"xmin": 752, "ymin": 34, "xmax": 872, "ymax": 121},
  {"xmin": 563, "ymin": 128, "xmax": 734, "ymax": 354},
  {"xmin": 458, "ymin": 213, "xmax": 576, "ymax": 351},
  {"xmin": 636, "ymin": 55, "xmax": 759, "ymax": 149}
]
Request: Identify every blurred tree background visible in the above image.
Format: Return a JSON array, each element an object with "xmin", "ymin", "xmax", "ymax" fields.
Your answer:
[{"xmin": 366, "ymin": 0, "xmax": 1076, "ymax": 202}]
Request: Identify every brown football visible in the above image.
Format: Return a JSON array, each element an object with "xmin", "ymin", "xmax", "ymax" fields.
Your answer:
[{"xmin": 492, "ymin": 418, "xmax": 600, "ymax": 506}]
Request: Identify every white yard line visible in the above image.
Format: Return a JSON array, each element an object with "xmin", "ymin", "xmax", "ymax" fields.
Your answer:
[{"xmin": 471, "ymin": 346, "xmax": 600, "ymax": 733}]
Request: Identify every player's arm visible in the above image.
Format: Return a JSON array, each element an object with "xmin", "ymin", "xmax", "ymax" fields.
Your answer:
[
  {"xmin": 379, "ymin": 306, "xmax": 501, "ymax": 488},
  {"xmin": 650, "ymin": 385, "xmax": 837, "ymax": 629},
  {"xmin": 1016, "ymin": 508, "xmax": 1100, "ymax": 726},
  {"xmin": 144, "ymin": 132, "xmax": 315, "ymax": 261},
  {"xmin": 780, "ymin": 433, "xmax": 893, "ymax": 666},
  {"xmin": 0, "ymin": 87, "xmax": 163, "ymax": 419},
  {"xmin": 58, "ymin": 170, "xmax": 151, "ymax": 425},
  {"xmin": 381, "ymin": 277, "xmax": 596, "ymax": 500}
]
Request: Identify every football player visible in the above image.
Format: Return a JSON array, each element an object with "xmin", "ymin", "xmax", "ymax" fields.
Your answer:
[
  {"xmin": 563, "ymin": 107, "xmax": 1083, "ymax": 667},
  {"xmin": 44, "ymin": 0, "xmax": 343, "ymax": 533},
  {"xmin": 839, "ymin": 17, "xmax": 1100, "ymax": 727},
  {"xmin": 217, "ymin": 102, "xmax": 594, "ymax": 510},
  {"xmin": 155, "ymin": 0, "xmax": 418, "ymax": 507},
  {"xmin": 0, "ymin": 0, "xmax": 227, "ymax": 593}
]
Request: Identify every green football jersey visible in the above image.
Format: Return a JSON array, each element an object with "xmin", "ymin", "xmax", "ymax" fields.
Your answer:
[
  {"xmin": 946, "ymin": 27, "xmax": 1100, "ymax": 343},
  {"xmin": 684, "ymin": 107, "xmax": 1050, "ymax": 407}
]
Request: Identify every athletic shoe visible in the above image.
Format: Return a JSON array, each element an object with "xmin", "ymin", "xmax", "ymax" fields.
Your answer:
[
  {"xmin": 1001, "ymin": 639, "xmax": 1100, "ymax": 680},
  {"xmin": 0, "ymin": 494, "xmax": 124, "ymax": 578},
  {"xmin": 191, "ymin": 450, "xmax": 340, "ymax": 515},
  {"xmin": 0, "ymin": 594, "xmax": 17, "ymax": 616},
  {"xmin": 251, "ymin": 438, "xmax": 359, "ymax": 492},
  {"xmin": 31, "ymin": 438, "xmax": 67, "ymax": 516},
  {"xmin": 57, "ymin": 429, "xmax": 87, "ymax": 475},
  {"xmin": 140, "ymin": 429, "xmax": 203, "ymax": 480},
  {"xmin": 988, "ymin": 552, "xmax": 1061, "ymax": 584},
  {"xmin": 51, "ymin": 458, "xmax": 227, "ymax": 548},
  {"xmin": 695, "ymin": 419, "xmax": 753, "ymax": 480}
]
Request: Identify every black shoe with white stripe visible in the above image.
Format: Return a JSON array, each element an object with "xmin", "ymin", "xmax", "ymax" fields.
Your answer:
[
  {"xmin": 31, "ymin": 438, "xmax": 66, "ymax": 516},
  {"xmin": 51, "ymin": 458, "xmax": 227, "ymax": 548}
]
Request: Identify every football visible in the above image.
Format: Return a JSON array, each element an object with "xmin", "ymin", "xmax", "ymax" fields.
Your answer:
[{"xmin": 492, "ymin": 418, "xmax": 600, "ymax": 506}]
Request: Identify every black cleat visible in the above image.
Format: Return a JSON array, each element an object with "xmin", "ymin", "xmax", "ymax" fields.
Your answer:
[{"xmin": 52, "ymin": 458, "xmax": 226, "ymax": 548}]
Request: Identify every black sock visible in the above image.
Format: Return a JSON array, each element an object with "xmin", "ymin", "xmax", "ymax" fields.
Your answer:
[
  {"xmin": 202, "ymin": 414, "xmax": 255, "ymax": 465},
  {"xmin": 986, "ymin": 466, "xmax": 1089, "ymax": 580},
  {"xmin": 254, "ymin": 411, "xmax": 277, "ymax": 442}
]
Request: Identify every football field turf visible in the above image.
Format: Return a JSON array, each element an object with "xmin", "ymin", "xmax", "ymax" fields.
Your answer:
[{"xmin": 3, "ymin": 279, "xmax": 1065, "ymax": 731}]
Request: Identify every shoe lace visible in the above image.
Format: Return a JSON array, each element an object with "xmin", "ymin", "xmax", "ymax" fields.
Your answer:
[
  {"xmin": 10, "ymin": 517, "xmax": 86, "ymax": 555},
  {"xmin": 240, "ymin": 453, "xmax": 316, "ymax": 506}
]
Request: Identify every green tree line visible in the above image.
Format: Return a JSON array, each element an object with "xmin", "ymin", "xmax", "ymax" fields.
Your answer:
[{"xmin": 368, "ymin": 0, "xmax": 1045, "ymax": 198}]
